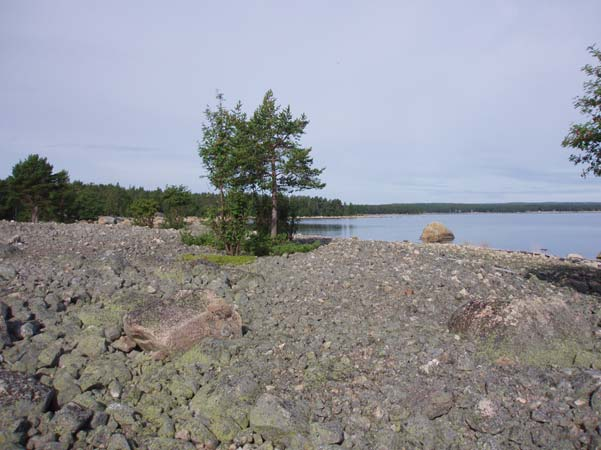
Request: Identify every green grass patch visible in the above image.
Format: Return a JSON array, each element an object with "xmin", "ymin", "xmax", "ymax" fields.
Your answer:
[
  {"xmin": 181, "ymin": 253, "xmax": 256, "ymax": 266},
  {"xmin": 270, "ymin": 240, "xmax": 321, "ymax": 256}
]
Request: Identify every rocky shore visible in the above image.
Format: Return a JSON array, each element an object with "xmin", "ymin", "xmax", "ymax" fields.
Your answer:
[{"xmin": 1, "ymin": 221, "xmax": 601, "ymax": 449}]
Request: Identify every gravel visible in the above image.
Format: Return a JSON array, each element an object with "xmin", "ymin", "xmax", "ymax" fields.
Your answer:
[{"xmin": 1, "ymin": 220, "xmax": 601, "ymax": 449}]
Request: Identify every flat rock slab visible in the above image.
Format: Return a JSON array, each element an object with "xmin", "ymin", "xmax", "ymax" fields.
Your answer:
[{"xmin": 123, "ymin": 290, "xmax": 242, "ymax": 353}]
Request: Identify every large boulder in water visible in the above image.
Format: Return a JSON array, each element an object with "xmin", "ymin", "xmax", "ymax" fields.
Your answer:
[
  {"xmin": 448, "ymin": 295, "xmax": 595, "ymax": 367},
  {"xmin": 420, "ymin": 222, "xmax": 454, "ymax": 243},
  {"xmin": 123, "ymin": 290, "xmax": 242, "ymax": 353}
]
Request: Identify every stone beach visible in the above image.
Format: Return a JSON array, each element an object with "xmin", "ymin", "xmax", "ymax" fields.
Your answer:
[{"xmin": 1, "ymin": 220, "xmax": 601, "ymax": 449}]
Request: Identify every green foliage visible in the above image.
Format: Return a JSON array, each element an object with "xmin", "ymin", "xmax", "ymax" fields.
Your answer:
[
  {"xmin": 129, "ymin": 198, "xmax": 159, "ymax": 227},
  {"xmin": 270, "ymin": 240, "xmax": 321, "ymax": 256},
  {"xmin": 0, "ymin": 178, "xmax": 16, "ymax": 219},
  {"xmin": 181, "ymin": 253, "xmax": 256, "ymax": 265},
  {"xmin": 562, "ymin": 45, "xmax": 601, "ymax": 177},
  {"xmin": 248, "ymin": 90, "xmax": 325, "ymax": 236},
  {"xmin": 242, "ymin": 233, "xmax": 272, "ymax": 256},
  {"xmin": 253, "ymin": 194, "xmax": 298, "ymax": 238},
  {"xmin": 209, "ymin": 190, "xmax": 251, "ymax": 255},
  {"xmin": 243, "ymin": 233, "xmax": 321, "ymax": 256},
  {"xmin": 7, "ymin": 154, "xmax": 70, "ymax": 222},
  {"xmin": 180, "ymin": 230, "xmax": 224, "ymax": 249},
  {"xmin": 198, "ymin": 93, "xmax": 250, "ymax": 197},
  {"xmin": 198, "ymin": 90, "xmax": 325, "ymax": 244},
  {"xmin": 162, "ymin": 185, "xmax": 193, "ymax": 229}
]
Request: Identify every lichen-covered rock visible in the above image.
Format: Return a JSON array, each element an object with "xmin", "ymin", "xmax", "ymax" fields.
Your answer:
[
  {"xmin": 123, "ymin": 290, "xmax": 242, "ymax": 353},
  {"xmin": 310, "ymin": 421, "xmax": 344, "ymax": 446},
  {"xmin": 51, "ymin": 402, "xmax": 93, "ymax": 437},
  {"xmin": 106, "ymin": 403, "xmax": 138, "ymax": 427},
  {"xmin": 53, "ymin": 370, "xmax": 81, "ymax": 407},
  {"xmin": 74, "ymin": 332, "xmax": 107, "ymax": 357},
  {"xmin": 142, "ymin": 437, "xmax": 197, "ymax": 450},
  {"xmin": 189, "ymin": 375, "xmax": 259, "ymax": 442},
  {"xmin": 448, "ymin": 295, "xmax": 593, "ymax": 366},
  {"xmin": 107, "ymin": 433, "xmax": 132, "ymax": 450},
  {"xmin": 420, "ymin": 222, "xmax": 454, "ymax": 243},
  {"xmin": 249, "ymin": 394, "xmax": 310, "ymax": 445},
  {"xmin": 37, "ymin": 341, "xmax": 63, "ymax": 368},
  {"xmin": 78, "ymin": 358, "xmax": 131, "ymax": 391}
]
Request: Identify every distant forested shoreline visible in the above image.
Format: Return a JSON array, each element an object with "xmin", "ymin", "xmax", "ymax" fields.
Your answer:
[
  {"xmin": 1, "ymin": 175, "xmax": 600, "ymax": 222},
  {"xmin": 343, "ymin": 202, "xmax": 601, "ymax": 216}
]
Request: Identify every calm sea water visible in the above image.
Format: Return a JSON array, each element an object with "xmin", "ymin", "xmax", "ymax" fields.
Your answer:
[{"xmin": 297, "ymin": 212, "xmax": 601, "ymax": 259}]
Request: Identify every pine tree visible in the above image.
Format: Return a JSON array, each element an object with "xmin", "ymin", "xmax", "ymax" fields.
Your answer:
[
  {"xmin": 249, "ymin": 90, "xmax": 325, "ymax": 236},
  {"xmin": 563, "ymin": 45, "xmax": 601, "ymax": 176},
  {"xmin": 8, "ymin": 154, "xmax": 69, "ymax": 222}
]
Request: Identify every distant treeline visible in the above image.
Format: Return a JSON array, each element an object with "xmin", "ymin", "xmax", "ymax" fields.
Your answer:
[
  {"xmin": 2, "ymin": 170, "xmax": 600, "ymax": 222},
  {"xmin": 0, "ymin": 179, "xmax": 218, "ymax": 222},
  {"xmin": 347, "ymin": 202, "xmax": 601, "ymax": 215},
  {"xmin": 0, "ymin": 173, "xmax": 357, "ymax": 222}
]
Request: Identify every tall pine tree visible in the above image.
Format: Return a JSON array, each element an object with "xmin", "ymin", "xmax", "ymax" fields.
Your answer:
[{"xmin": 249, "ymin": 90, "xmax": 325, "ymax": 236}]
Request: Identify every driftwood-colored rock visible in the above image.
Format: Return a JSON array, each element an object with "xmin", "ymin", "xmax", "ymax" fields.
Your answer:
[
  {"xmin": 97, "ymin": 216, "xmax": 117, "ymax": 225},
  {"xmin": 123, "ymin": 290, "xmax": 242, "ymax": 353},
  {"xmin": 420, "ymin": 222, "xmax": 454, "ymax": 243}
]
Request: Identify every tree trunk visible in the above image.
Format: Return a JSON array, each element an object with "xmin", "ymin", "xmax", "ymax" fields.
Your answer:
[
  {"xmin": 219, "ymin": 186, "xmax": 224, "ymax": 220},
  {"xmin": 270, "ymin": 158, "xmax": 278, "ymax": 238},
  {"xmin": 31, "ymin": 205, "xmax": 39, "ymax": 223}
]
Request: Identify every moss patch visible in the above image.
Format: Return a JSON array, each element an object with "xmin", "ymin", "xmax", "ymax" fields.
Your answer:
[{"xmin": 181, "ymin": 253, "xmax": 256, "ymax": 266}]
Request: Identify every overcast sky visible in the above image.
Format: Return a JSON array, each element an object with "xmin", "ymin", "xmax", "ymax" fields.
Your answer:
[{"xmin": 1, "ymin": 1, "xmax": 601, "ymax": 204}]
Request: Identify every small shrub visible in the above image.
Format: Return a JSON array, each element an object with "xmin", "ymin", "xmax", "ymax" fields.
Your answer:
[
  {"xmin": 129, "ymin": 198, "xmax": 159, "ymax": 227},
  {"xmin": 243, "ymin": 233, "xmax": 272, "ymax": 256},
  {"xmin": 162, "ymin": 185, "xmax": 192, "ymax": 229},
  {"xmin": 210, "ymin": 191, "xmax": 251, "ymax": 255}
]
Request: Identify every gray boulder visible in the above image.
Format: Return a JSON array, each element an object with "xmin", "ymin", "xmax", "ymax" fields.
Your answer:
[
  {"xmin": 0, "ymin": 263, "xmax": 17, "ymax": 281},
  {"xmin": 249, "ymin": 393, "xmax": 310, "ymax": 445},
  {"xmin": 52, "ymin": 402, "xmax": 93, "ymax": 437}
]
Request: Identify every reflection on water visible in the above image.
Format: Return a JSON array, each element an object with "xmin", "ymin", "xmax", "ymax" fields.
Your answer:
[
  {"xmin": 296, "ymin": 213, "xmax": 601, "ymax": 259},
  {"xmin": 297, "ymin": 222, "xmax": 356, "ymax": 237}
]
